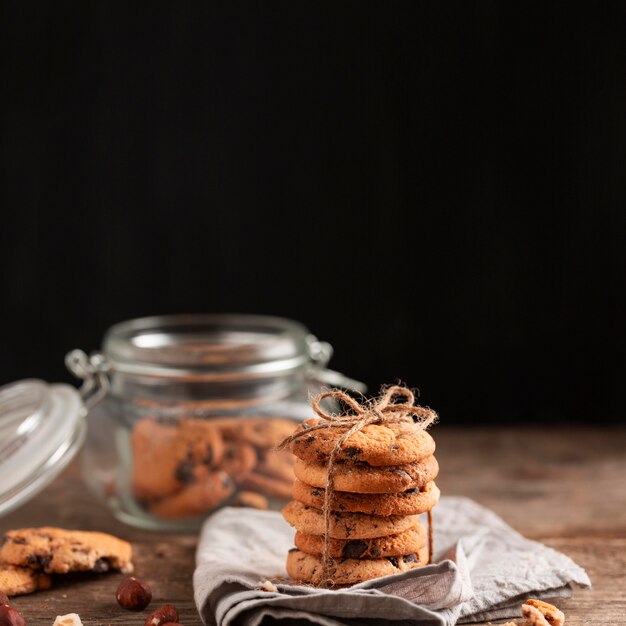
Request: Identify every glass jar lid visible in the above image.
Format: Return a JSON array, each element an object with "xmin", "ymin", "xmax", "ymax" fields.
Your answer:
[
  {"xmin": 101, "ymin": 314, "xmax": 331, "ymax": 381},
  {"xmin": 0, "ymin": 379, "xmax": 86, "ymax": 517}
]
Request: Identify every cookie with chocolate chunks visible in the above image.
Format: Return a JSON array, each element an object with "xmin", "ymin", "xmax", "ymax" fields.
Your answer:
[
  {"xmin": 282, "ymin": 500, "xmax": 421, "ymax": 539},
  {"xmin": 149, "ymin": 469, "xmax": 235, "ymax": 519},
  {"xmin": 293, "ymin": 455, "xmax": 439, "ymax": 494},
  {"xmin": 295, "ymin": 522, "xmax": 427, "ymax": 559},
  {"xmin": 292, "ymin": 479, "xmax": 440, "ymax": 515},
  {"xmin": 290, "ymin": 418, "xmax": 436, "ymax": 467},
  {"xmin": 286, "ymin": 547, "xmax": 429, "ymax": 585},
  {"xmin": 0, "ymin": 564, "xmax": 51, "ymax": 596},
  {"xmin": 0, "ymin": 528, "xmax": 133, "ymax": 575}
]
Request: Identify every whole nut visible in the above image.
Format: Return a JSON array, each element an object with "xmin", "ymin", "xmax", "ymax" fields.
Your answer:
[
  {"xmin": 116, "ymin": 577, "xmax": 152, "ymax": 610},
  {"xmin": 0, "ymin": 593, "xmax": 9, "ymax": 607},
  {"xmin": 0, "ymin": 605, "xmax": 26, "ymax": 626},
  {"xmin": 144, "ymin": 604, "xmax": 179, "ymax": 626}
]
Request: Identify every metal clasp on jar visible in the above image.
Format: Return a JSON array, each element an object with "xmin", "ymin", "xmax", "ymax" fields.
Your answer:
[
  {"xmin": 65, "ymin": 350, "xmax": 111, "ymax": 409},
  {"xmin": 305, "ymin": 335, "xmax": 366, "ymax": 393}
]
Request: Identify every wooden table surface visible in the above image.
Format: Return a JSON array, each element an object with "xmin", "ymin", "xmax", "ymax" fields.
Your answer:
[{"xmin": 2, "ymin": 427, "xmax": 625, "ymax": 625}]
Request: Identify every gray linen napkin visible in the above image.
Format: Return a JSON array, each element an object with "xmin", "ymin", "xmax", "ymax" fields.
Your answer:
[{"xmin": 194, "ymin": 497, "xmax": 590, "ymax": 626}]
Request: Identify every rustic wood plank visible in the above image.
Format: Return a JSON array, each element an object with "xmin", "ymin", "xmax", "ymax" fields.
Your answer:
[
  {"xmin": 435, "ymin": 427, "xmax": 626, "ymax": 539},
  {"xmin": 2, "ymin": 427, "xmax": 624, "ymax": 625}
]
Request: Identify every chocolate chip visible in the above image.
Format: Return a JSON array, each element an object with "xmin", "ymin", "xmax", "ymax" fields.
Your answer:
[
  {"xmin": 391, "ymin": 444, "xmax": 398, "ymax": 451},
  {"xmin": 9, "ymin": 537, "xmax": 27, "ymax": 545},
  {"xmin": 27, "ymin": 555, "xmax": 51, "ymax": 569},
  {"xmin": 370, "ymin": 548, "xmax": 380, "ymax": 557},
  {"xmin": 310, "ymin": 488, "xmax": 322, "ymax": 497},
  {"xmin": 288, "ymin": 547, "xmax": 298, "ymax": 553},
  {"xmin": 403, "ymin": 553, "xmax": 418, "ymax": 563},
  {"xmin": 175, "ymin": 460, "xmax": 196, "ymax": 484},
  {"xmin": 391, "ymin": 469, "xmax": 412, "ymax": 481},
  {"xmin": 92, "ymin": 558, "xmax": 110, "ymax": 572},
  {"xmin": 343, "ymin": 447, "xmax": 362, "ymax": 460},
  {"xmin": 203, "ymin": 445, "xmax": 213, "ymax": 465},
  {"xmin": 404, "ymin": 488, "xmax": 417, "ymax": 494},
  {"xmin": 386, "ymin": 556, "xmax": 399, "ymax": 567},
  {"xmin": 342, "ymin": 540, "xmax": 367, "ymax": 559},
  {"xmin": 305, "ymin": 435, "xmax": 315, "ymax": 443}
]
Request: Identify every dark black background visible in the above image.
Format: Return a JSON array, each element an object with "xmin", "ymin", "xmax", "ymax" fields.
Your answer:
[{"xmin": 1, "ymin": 3, "xmax": 624, "ymax": 424}]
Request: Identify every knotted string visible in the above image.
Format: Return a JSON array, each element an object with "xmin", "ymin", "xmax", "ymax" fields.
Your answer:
[{"xmin": 277, "ymin": 385, "xmax": 437, "ymax": 587}]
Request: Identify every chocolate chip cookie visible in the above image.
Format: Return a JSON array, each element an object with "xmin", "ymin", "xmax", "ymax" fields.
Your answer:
[
  {"xmin": 293, "ymin": 455, "xmax": 439, "ymax": 493},
  {"xmin": 290, "ymin": 418, "xmax": 436, "ymax": 467},
  {"xmin": 0, "ymin": 528, "xmax": 133, "ymax": 575},
  {"xmin": 286, "ymin": 547, "xmax": 429, "ymax": 585},
  {"xmin": 215, "ymin": 417, "xmax": 296, "ymax": 448},
  {"xmin": 241, "ymin": 472, "xmax": 293, "ymax": 500},
  {"xmin": 282, "ymin": 501, "xmax": 421, "ymax": 539},
  {"xmin": 149, "ymin": 469, "xmax": 235, "ymax": 519},
  {"xmin": 131, "ymin": 419, "xmax": 182, "ymax": 500},
  {"xmin": 292, "ymin": 479, "xmax": 440, "ymax": 515},
  {"xmin": 0, "ymin": 564, "xmax": 51, "ymax": 596},
  {"xmin": 295, "ymin": 522, "xmax": 427, "ymax": 559},
  {"xmin": 220, "ymin": 442, "xmax": 257, "ymax": 483}
]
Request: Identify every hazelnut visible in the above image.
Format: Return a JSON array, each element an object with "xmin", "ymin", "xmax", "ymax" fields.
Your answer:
[
  {"xmin": 0, "ymin": 593, "xmax": 9, "ymax": 607},
  {"xmin": 116, "ymin": 577, "xmax": 152, "ymax": 610},
  {"xmin": 0, "ymin": 605, "xmax": 26, "ymax": 626},
  {"xmin": 144, "ymin": 604, "xmax": 179, "ymax": 626}
]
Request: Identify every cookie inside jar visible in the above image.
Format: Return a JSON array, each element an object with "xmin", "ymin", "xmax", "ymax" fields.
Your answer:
[{"xmin": 130, "ymin": 414, "xmax": 297, "ymax": 520}]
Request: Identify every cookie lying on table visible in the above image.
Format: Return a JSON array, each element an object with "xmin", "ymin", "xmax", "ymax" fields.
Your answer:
[{"xmin": 0, "ymin": 528, "xmax": 132, "ymax": 597}]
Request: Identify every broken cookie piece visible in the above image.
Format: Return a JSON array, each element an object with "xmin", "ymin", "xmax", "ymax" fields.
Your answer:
[
  {"xmin": 0, "ymin": 528, "xmax": 132, "ymax": 575},
  {"xmin": 521, "ymin": 599, "xmax": 565, "ymax": 626},
  {"xmin": 503, "ymin": 598, "xmax": 566, "ymax": 626},
  {"xmin": 0, "ymin": 563, "xmax": 51, "ymax": 597}
]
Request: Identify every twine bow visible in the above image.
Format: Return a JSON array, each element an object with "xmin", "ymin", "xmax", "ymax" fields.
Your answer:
[{"xmin": 278, "ymin": 385, "xmax": 437, "ymax": 587}]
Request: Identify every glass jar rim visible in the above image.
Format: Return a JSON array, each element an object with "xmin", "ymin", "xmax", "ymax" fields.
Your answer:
[{"xmin": 102, "ymin": 313, "xmax": 319, "ymax": 381}]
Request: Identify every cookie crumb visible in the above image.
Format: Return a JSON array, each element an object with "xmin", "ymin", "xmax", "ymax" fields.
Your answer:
[{"xmin": 257, "ymin": 580, "xmax": 278, "ymax": 593}]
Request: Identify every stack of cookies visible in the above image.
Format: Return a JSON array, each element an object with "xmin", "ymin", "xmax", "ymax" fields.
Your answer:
[{"xmin": 282, "ymin": 388, "xmax": 439, "ymax": 586}]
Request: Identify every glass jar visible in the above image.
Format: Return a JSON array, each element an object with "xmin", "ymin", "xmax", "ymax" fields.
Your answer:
[{"xmin": 64, "ymin": 314, "xmax": 364, "ymax": 530}]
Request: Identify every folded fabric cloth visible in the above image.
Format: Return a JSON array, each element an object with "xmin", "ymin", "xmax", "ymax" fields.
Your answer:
[{"xmin": 194, "ymin": 497, "xmax": 590, "ymax": 626}]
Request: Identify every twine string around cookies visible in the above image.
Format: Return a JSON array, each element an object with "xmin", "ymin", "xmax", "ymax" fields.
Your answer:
[{"xmin": 277, "ymin": 385, "xmax": 438, "ymax": 587}]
